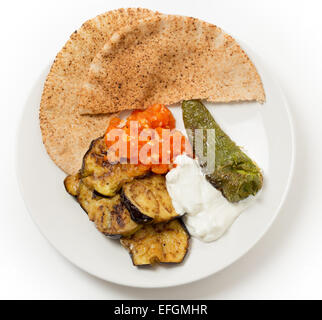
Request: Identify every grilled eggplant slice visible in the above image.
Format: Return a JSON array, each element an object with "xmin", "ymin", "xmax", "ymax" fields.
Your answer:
[
  {"xmin": 121, "ymin": 219, "xmax": 190, "ymax": 266},
  {"xmin": 77, "ymin": 182, "xmax": 101, "ymax": 221},
  {"xmin": 64, "ymin": 172, "xmax": 81, "ymax": 197},
  {"xmin": 81, "ymin": 137, "xmax": 149, "ymax": 197},
  {"xmin": 122, "ymin": 175, "xmax": 180, "ymax": 224},
  {"xmin": 94, "ymin": 195, "xmax": 141, "ymax": 238},
  {"xmin": 77, "ymin": 182, "xmax": 140, "ymax": 238}
]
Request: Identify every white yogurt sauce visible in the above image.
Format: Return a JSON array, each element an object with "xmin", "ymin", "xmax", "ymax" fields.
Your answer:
[{"xmin": 166, "ymin": 155, "xmax": 255, "ymax": 242}]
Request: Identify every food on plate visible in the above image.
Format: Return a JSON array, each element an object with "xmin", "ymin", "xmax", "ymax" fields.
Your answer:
[
  {"xmin": 81, "ymin": 137, "xmax": 150, "ymax": 197},
  {"xmin": 64, "ymin": 172, "xmax": 81, "ymax": 197},
  {"xmin": 120, "ymin": 219, "xmax": 190, "ymax": 266},
  {"xmin": 77, "ymin": 182, "xmax": 141, "ymax": 238},
  {"xmin": 39, "ymin": 8, "xmax": 160, "ymax": 174},
  {"xmin": 122, "ymin": 175, "xmax": 180, "ymax": 224},
  {"xmin": 38, "ymin": 7, "xmax": 266, "ymax": 268},
  {"xmin": 78, "ymin": 14, "xmax": 265, "ymax": 115},
  {"xmin": 61, "ymin": 103, "xmax": 192, "ymax": 265},
  {"xmin": 40, "ymin": 8, "xmax": 265, "ymax": 176},
  {"xmin": 166, "ymin": 155, "xmax": 254, "ymax": 242},
  {"xmin": 182, "ymin": 100, "xmax": 263, "ymax": 203}
]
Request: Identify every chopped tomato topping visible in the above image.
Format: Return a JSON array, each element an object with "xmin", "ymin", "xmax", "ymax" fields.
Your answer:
[{"xmin": 105, "ymin": 104, "xmax": 192, "ymax": 174}]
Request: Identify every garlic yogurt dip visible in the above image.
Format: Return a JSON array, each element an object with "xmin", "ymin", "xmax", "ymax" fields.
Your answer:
[{"xmin": 166, "ymin": 155, "xmax": 255, "ymax": 242}]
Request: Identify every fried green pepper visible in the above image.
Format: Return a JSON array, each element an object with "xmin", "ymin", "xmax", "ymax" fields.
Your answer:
[{"xmin": 182, "ymin": 100, "xmax": 263, "ymax": 202}]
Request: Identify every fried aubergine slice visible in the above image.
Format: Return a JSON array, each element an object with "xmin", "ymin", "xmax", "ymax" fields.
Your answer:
[
  {"xmin": 121, "ymin": 175, "xmax": 180, "ymax": 224},
  {"xmin": 182, "ymin": 100, "xmax": 263, "ymax": 203},
  {"xmin": 121, "ymin": 219, "xmax": 190, "ymax": 266},
  {"xmin": 77, "ymin": 182, "xmax": 140, "ymax": 238},
  {"xmin": 64, "ymin": 172, "xmax": 81, "ymax": 197},
  {"xmin": 81, "ymin": 137, "xmax": 149, "ymax": 197}
]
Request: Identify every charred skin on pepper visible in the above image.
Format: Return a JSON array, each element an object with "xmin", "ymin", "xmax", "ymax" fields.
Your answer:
[{"xmin": 182, "ymin": 100, "xmax": 263, "ymax": 203}]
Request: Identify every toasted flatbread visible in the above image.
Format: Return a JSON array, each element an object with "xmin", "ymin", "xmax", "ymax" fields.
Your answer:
[
  {"xmin": 78, "ymin": 15, "xmax": 265, "ymax": 115},
  {"xmin": 39, "ymin": 8, "xmax": 160, "ymax": 174}
]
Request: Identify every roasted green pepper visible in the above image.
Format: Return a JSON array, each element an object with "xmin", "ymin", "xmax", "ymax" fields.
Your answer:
[{"xmin": 182, "ymin": 100, "xmax": 263, "ymax": 202}]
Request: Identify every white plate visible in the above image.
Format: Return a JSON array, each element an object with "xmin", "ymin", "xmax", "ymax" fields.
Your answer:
[{"xmin": 16, "ymin": 47, "xmax": 295, "ymax": 288}]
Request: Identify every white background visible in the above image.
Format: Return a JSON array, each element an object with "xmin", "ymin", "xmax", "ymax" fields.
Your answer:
[{"xmin": 1, "ymin": 0, "xmax": 322, "ymax": 299}]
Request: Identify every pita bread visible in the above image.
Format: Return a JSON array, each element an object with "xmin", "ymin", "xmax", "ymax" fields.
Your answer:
[
  {"xmin": 78, "ymin": 15, "xmax": 265, "ymax": 115},
  {"xmin": 39, "ymin": 8, "xmax": 160, "ymax": 174}
]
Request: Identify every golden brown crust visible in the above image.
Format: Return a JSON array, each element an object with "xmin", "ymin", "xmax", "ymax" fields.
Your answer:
[
  {"xmin": 77, "ymin": 182, "xmax": 140, "ymax": 237},
  {"xmin": 93, "ymin": 194, "xmax": 141, "ymax": 237},
  {"xmin": 120, "ymin": 219, "xmax": 190, "ymax": 266},
  {"xmin": 39, "ymin": 8, "xmax": 160, "ymax": 174},
  {"xmin": 122, "ymin": 175, "xmax": 180, "ymax": 224},
  {"xmin": 64, "ymin": 172, "xmax": 81, "ymax": 197},
  {"xmin": 78, "ymin": 15, "xmax": 265, "ymax": 115},
  {"xmin": 81, "ymin": 137, "xmax": 150, "ymax": 197}
]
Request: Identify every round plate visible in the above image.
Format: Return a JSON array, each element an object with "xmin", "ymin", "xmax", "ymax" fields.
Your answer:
[{"xmin": 16, "ymin": 47, "xmax": 295, "ymax": 288}]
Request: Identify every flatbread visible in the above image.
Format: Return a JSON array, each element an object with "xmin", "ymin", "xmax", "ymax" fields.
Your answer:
[
  {"xmin": 39, "ymin": 8, "xmax": 160, "ymax": 174},
  {"xmin": 78, "ymin": 15, "xmax": 265, "ymax": 115}
]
